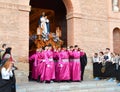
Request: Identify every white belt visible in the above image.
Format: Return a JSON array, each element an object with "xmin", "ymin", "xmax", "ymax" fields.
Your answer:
[
  {"xmin": 73, "ymin": 59, "xmax": 80, "ymax": 62},
  {"xmin": 62, "ymin": 59, "xmax": 69, "ymax": 62},
  {"xmin": 42, "ymin": 59, "xmax": 46, "ymax": 62},
  {"xmin": 49, "ymin": 58, "xmax": 53, "ymax": 61}
]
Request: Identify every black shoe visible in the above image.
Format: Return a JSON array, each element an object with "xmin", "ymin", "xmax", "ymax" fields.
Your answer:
[
  {"xmin": 66, "ymin": 80, "xmax": 71, "ymax": 83},
  {"xmin": 45, "ymin": 81, "xmax": 50, "ymax": 83},
  {"xmin": 37, "ymin": 76, "xmax": 40, "ymax": 82}
]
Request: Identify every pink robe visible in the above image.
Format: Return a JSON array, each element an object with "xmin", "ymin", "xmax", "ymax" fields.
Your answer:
[
  {"xmin": 43, "ymin": 50, "xmax": 54, "ymax": 81},
  {"xmin": 68, "ymin": 50, "xmax": 74, "ymax": 80},
  {"xmin": 39, "ymin": 50, "xmax": 47, "ymax": 81},
  {"xmin": 57, "ymin": 50, "xmax": 70, "ymax": 81},
  {"xmin": 71, "ymin": 50, "xmax": 81, "ymax": 81},
  {"xmin": 29, "ymin": 52, "xmax": 39, "ymax": 80},
  {"xmin": 47, "ymin": 50, "xmax": 55, "ymax": 80},
  {"xmin": 37, "ymin": 51, "xmax": 46, "ymax": 82},
  {"xmin": 53, "ymin": 50, "xmax": 59, "ymax": 81}
]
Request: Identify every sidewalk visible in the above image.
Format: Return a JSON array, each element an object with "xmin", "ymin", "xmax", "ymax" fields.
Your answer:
[{"xmin": 17, "ymin": 80, "xmax": 120, "ymax": 92}]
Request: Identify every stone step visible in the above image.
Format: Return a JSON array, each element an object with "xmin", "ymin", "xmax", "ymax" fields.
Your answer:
[
  {"xmin": 16, "ymin": 80, "xmax": 120, "ymax": 92},
  {"xmin": 15, "ymin": 70, "xmax": 28, "ymax": 83},
  {"xmin": 14, "ymin": 62, "xmax": 29, "ymax": 83}
]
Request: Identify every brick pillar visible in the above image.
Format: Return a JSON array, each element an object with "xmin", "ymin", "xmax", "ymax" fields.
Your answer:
[
  {"xmin": 0, "ymin": 2, "xmax": 31, "ymax": 83},
  {"xmin": 0, "ymin": 2, "xmax": 31, "ymax": 62},
  {"xmin": 66, "ymin": 12, "xmax": 82, "ymax": 46},
  {"xmin": 67, "ymin": 12, "xmax": 93, "ymax": 80}
]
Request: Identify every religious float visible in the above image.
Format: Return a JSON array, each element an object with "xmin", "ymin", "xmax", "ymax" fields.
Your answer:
[{"xmin": 29, "ymin": 24, "xmax": 63, "ymax": 51}]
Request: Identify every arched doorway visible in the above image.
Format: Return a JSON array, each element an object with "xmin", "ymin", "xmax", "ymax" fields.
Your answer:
[
  {"xmin": 113, "ymin": 27, "xmax": 120, "ymax": 54},
  {"xmin": 29, "ymin": 0, "xmax": 67, "ymax": 50}
]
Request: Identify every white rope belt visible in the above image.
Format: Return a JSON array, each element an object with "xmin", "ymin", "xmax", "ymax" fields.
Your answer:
[
  {"xmin": 73, "ymin": 59, "xmax": 80, "ymax": 62},
  {"xmin": 62, "ymin": 59, "xmax": 69, "ymax": 62},
  {"xmin": 49, "ymin": 58, "xmax": 53, "ymax": 61},
  {"xmin": 42, "ymin": 59, "xmax": 46, "ymax": 62}
]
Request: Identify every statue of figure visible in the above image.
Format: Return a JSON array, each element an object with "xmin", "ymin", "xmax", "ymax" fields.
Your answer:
[
  {"xmin": 56, "ymin": 26, "xmax": 62, "ymax": 38},
  {"xmin": 36, "ymin": 25, "xmax": 42, "ymax": 40},
  {"xmin": 39, "ymin": 12, "xmax": 50, "ymax": 35},
  {"xmin": 38, "ymin": 12, "xmax": 45, "ymax": 26},
  {"xmin": 36, "ymin": 26, "xmax": 41, "ymax": 35},
  {"xmin": 45, "ymin": 16, "xmax": 50, "ymax": 34},
  {"xmin": 52, "ymin": 26, "xmax": 62, "ymax": 42},
  {"xmin": 113, "ymin": 0, "xmax": 119, "ymax": 12}
]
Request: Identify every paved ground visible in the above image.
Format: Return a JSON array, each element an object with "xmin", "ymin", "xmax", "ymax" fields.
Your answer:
[{"xmin": 16, "ymin": 80, "xmax": 120, "ymax": 92}]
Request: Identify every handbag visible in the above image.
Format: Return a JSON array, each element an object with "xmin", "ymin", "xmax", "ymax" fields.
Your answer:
[{"xmin": 101, "ymin": 66, "xmax": 106, "ymax": 73}]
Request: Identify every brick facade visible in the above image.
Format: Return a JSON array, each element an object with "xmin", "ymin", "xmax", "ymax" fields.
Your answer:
[
  {"xmin": 0, "ymin": 0, "xmax": 120, "ymax": 82},
  {"xmin": 0, "ymin": 1, "xmax": 30, "ymax": 62}
]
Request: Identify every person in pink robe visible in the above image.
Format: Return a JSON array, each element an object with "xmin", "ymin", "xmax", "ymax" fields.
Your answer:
[
  {"xmin": 53, "ymin": 47, "xmax": 60, "ymax": 81},
  {"xmin": 68, "ymin": 46, "xmax": 74, "ymax": 81},
  {"xmin": 43, "ymin": 45, "xmax": 54, "ymax": 83},
  {"xmin": 40, "ymin": 46, "xmax": 48, "ymax": 82},
  {"xmin": 70, "ymin": 45, "xmax": 81, "ymax": 81},
  {"xmin": 36, "ymin": 48, "xmax": 46, "ymax": 82},
  {"xmin": 29, "ymin": 48, "xmax": 41, "ymax": 80},
  {"xmin": 47, "ymin": 45, "xmax": 55, "ymax": 80},
  {"xmin": 57, "ymin": 46, "xmax": 70, "ymax": 81}
]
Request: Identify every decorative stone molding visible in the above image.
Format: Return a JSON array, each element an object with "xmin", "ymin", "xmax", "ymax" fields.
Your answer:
[
  {"xmin": 66, "ymin": 12, "xmax": 82, "ymax": 20},
  {"xmin": 0, "ymin": 2, "xmax": 31, "ymax": 12},
  {"xmin": 66, "ymin": 12, "xmax": 108, "ymax": 21}
]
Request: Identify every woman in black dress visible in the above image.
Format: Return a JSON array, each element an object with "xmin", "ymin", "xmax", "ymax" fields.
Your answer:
[{"xmin": 0, "ymin": 60, "xmax": 13, "ymax": 92}]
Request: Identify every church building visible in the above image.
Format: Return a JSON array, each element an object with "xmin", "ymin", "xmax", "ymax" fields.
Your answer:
[{"xmin": 0, "ymin": 0, "xmax": 120, "ymax": 81}]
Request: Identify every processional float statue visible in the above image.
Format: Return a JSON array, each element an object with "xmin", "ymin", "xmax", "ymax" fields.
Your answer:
[{"xmin": 31, "ymin": 12, "xmax": 63, "ymax": 49}]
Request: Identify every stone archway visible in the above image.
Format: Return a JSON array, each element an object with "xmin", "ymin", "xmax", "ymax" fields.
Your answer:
[
  {"xmin": 28, "ymin": 0, "xmax": 81, "ymax": 47},
  {"xmin": 113, "ymin": 27, "xmax": 120, "ymax": 54},
  {"xmin": 29, "ymin": 0, "xmax": 68, "ymax": 47},
  {"xmin": 29, "ymin": 0, "xmax": 74, "ymax": 14}
]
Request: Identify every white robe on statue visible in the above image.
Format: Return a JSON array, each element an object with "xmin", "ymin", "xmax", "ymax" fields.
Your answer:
[{"xmin": 40, "ymin": 17, "xmax": 48, "ymax": 34}]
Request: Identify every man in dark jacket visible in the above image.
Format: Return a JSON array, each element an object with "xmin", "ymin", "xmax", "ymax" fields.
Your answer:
[{"xmin": 80, "ymin": 49, "xmax": 87, "ymax": 81}]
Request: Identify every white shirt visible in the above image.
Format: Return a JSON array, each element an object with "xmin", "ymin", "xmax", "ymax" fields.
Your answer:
[
  {"xmin": 105, "ymin": 52, "xmax": 111, "ymax": 62},
  {"xmin": 92, "ymin": 57, "xmax": 99, "ymax": 63},
  {"xmin": 111, "ymin": 57, "xmax": 116, "ymax": 63},
  {"xmin": 1, "ymin": 67, "xmax": 13, "ymax": 80},
  {"xmin": 99, "ymin": 56, "xmax": 104, "ymax": 63}
]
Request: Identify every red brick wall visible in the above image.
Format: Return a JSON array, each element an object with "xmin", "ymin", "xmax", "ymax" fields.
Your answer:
[{"xmin": 0, "ymin": 2, "xmax": 30, "ymax": 62}]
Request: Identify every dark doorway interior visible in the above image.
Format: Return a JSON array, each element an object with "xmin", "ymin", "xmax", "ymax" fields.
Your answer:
[
  {"xmin": 113, "ymin": 28, "xmax": 120, "ymax": 54},
  {"xmin": 29, "ymin": 0, "xmax": 67, "ymax": 50}
]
